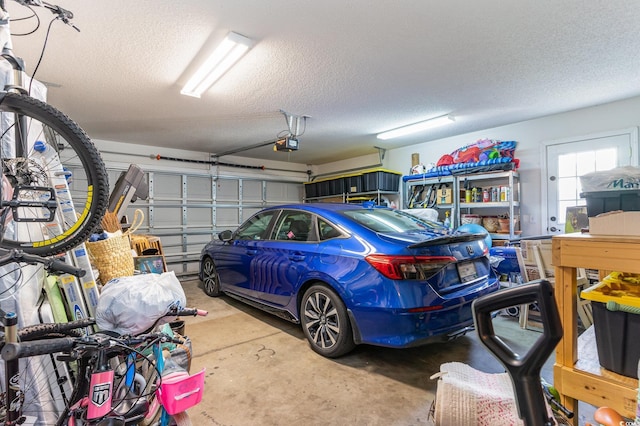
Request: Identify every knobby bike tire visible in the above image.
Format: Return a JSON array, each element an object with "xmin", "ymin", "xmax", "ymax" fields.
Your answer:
[
  {"xmin": 0, "ymin": 320, "xmax": 95, "ymax": 425},
  {"xmin": 0, "ymin": 92, "xmax": 109, "ymax": 256}
]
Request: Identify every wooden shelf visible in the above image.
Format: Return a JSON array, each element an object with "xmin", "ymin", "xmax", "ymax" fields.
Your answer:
[{"xmin": 552, "ymin": 233, "xmax": 639, "ymax": 423}]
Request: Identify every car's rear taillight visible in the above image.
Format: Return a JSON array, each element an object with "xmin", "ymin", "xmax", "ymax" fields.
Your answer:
[{"xmin": 365, "ymin": 255, "xmax": 456, "ymax": 280}]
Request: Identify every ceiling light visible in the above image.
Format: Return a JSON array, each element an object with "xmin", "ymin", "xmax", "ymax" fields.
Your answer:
[
  {"xmin": 181, "ymin": 31, "xmax": 253, "ymax": 98},
  {"xmin": 376, "ymin": 115, "xmax": 455, "ymax": 140}
]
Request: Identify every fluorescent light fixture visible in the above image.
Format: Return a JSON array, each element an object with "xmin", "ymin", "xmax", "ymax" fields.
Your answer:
[
  {"xmin": 181, "ymin": 31, "xmax": 253, "ymax": 98},
  {"xmin": 376, "ymin": 115, "xmax": 455, "ymax": 140}
]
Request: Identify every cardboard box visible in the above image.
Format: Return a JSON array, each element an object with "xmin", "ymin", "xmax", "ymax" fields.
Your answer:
[
  {"xmin": 520, "ymin": 239, "xmax": 554, "ymax": 277},
  {"xmin": 436, "ymin": 188, "xmax": 452, "ymax": 204},
  {"xmin": 588, "ymin": 211, "xmax": 640, "ymax": 236}
]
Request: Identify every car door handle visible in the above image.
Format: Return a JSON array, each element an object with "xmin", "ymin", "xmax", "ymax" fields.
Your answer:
[
  {"xmin": 289, "ymin": 253, "xmax": 305, "ymax": 262},
  {"xmin": 246, "ymin": 249, "xmax": 258, "ymax": 255}
]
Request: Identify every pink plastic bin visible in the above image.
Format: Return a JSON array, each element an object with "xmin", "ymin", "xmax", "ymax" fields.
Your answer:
[{"xmin": 157, "ymin": 368, "xmax": 205, "ymax": 415}]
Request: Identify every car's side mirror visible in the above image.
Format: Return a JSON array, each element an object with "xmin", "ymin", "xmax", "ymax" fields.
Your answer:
[{"xmin": 218, "ymin": 230, "xmax": 233, "ymax": 242}]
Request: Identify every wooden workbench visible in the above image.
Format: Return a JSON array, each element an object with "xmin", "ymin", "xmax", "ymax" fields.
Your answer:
[{"xmin": 552, "ymin": 233, "xmax": 638, "ymax": 423}]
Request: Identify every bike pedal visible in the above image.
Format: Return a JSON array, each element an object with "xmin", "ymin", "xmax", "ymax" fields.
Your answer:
[{"xmin": 9, "ymin": 186, "xmax": 58, "ymax": 222}]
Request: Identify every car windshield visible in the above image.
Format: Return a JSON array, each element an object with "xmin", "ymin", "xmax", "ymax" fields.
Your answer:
[{"xmin": 341, "ymin": 208, "xmax": 443, "ymax": 233}]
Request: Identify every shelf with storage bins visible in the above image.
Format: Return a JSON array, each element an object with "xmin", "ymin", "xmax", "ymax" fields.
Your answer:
[
  {"xmin": 304, "ymin": 168, "xmax": 402, "ymax": 206},
  {"xmin": 457, "ymin": 170, "xmax": 520, "ymax": 240},
  {"xmin": 552, "ymin": 233, "xmax": 638, "ymax": 423}
]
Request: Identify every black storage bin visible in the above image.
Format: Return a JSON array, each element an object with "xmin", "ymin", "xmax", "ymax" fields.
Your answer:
[
  {"xmin": 582, "ymin": 190, "xmax": 640, "ymax": 217},
  {"xmin": 362, "ymin": 170, "xmax": 401, "ymax": 192},
  {"xmin": 590, "ymin": 301, "xmax": 640, "ymax": 378},
  {"xmin": 345, "ymin": 174, "xmax": 364, "ymax": 193},
  {"xmin": 304, "ymin": 182, "xmax": 317, "ymax": 198},
  {"xmin": 328, "ymin": 177, "xmax": 345, "ymax": 195},
  {"xmin": 317, "ymin": 180, "xmax": 331, "ymax": 197}
]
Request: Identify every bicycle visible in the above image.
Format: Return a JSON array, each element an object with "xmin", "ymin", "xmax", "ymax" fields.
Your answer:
[
  {"xmin": 0, "ymin": 268, "xmax": 206, "ymax": 425},
  {"xmin": 1, "ymin": 316, "xmax": 188, "ymax": 425},
  {"xmin": 0, "ymin": 246, "xmax": 91, "ymax": 425},
  {"xmin": 0, "ymin": 0, "xmax": 109, "ymax": 256}
]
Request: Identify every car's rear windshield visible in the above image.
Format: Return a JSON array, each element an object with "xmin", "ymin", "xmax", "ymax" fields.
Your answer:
[{"xmin": 341, "ymin": 208, "xmax": 442, "ymax": 233}]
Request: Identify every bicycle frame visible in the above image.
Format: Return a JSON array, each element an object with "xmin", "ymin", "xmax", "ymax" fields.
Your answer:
[
  {"xmin": 0, "ymin": 23, "xmax": 57, "ymax": 221},
  {"xmin": 0, "ymin": 0, "xmax": 109, "ymax": 256},
  {"xmin": 65, "ymin": 337, "xmax": 147, "ymax": 426},
  {"xmin": 3, "ymin": 310, "xmax": 20, "ymax": 425},
  {"xmin": 1, "ymin": 313, "xmax": 95, "ymax": 425}
]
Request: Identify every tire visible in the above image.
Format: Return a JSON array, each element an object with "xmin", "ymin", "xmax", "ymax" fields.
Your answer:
[
  {"xmin": 0, "ymin": 92, "xmax": 109, "ymax": 256},
  {"xmin": 201, "ymin": 256, "xmax": 221, "ymax": 296},
  {"xmin": 300, "ymin": 284, "xmax": 355, "ymax": 358},
  {"xmin": 0, "ymin": 325, "xmax": 91, "ymax": 425},
  {"xmin": 139, "ymin": 367, "xmax": 162, "ymax": 426},
  {"xmin": 504, "ymin": 306, "xmax": 520, "ymax": 317}
]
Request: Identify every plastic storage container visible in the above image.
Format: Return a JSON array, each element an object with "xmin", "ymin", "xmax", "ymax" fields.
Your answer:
[
  {"xmin": 345, "ymin": 174, "xmax": 364, "ymax": 193},
  {"xmin": 581, "ymin": 278, "xmax": 640, "ymax": 378},
  {"xmin": 304, "ymin": 182, "xmax": 318, "ymax": 198},
  {"xmin": 581, "ymin": 190, "xmax": 640, "ymax": 217},
  {"xmin": 328, "ymin": 177, "xmax": 345, "ymax": 195},
  {"xmin": 362, "ymin": 169, "xmax": 402, "ymax": 192}
]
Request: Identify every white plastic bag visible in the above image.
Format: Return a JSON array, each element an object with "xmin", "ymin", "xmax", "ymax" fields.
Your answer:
[
  {"xmin": 401, "ymin": 208, "xmax": 439, "ymax": 222},
  {"xmin": 96, "ymin": 271, "xmax": 187, "ymax": 335},
  {"xmin": 580, "ymin": 165, "xmax": 640, "ymax": 192}
]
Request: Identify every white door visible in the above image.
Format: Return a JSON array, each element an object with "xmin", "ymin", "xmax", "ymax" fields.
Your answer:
[{"xmin": 545, "ymin": 128, "xmax": 638, "ymax": 234}]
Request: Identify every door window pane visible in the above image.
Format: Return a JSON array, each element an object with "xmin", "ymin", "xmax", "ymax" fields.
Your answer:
[{"xmin": 557, "ymin": 149, "xmax": 617, "ymax": 226}]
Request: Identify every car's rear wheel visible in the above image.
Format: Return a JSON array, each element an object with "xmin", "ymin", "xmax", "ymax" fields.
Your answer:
[
  {"xmin": 201, "ymin": 257, "xmax": 221, "ymax": 296},
  {"xmin": 300, "ymin": 284, "xmax": 355, "ymax": 358}
]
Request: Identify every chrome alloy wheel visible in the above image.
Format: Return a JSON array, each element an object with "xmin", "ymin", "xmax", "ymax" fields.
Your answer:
[
  {"xmin": 301, "ymin": 284, "xmax": 355, "ymax": 357},
  {"xmin": 201, "ymin": 257, "xmax": 221, "ymax": 297}
]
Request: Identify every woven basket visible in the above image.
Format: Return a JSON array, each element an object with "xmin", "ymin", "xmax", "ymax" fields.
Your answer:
[
  {"xmin": 86, "ymin": 209, "xmax": 144, "ymax": 283},
  {"xmin": 86, "ymin": 233, "xmax": 134, "ymax": 283}
]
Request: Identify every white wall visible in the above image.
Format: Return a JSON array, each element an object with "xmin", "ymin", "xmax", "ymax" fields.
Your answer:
[
  {"xmin": 92, "ymin": 139, "xmax": 312, "ymax": 181},
  {"xmin": 91, "ymin": 94, "xmax": 640, "ymax": 237},
  {"xmin": 333, "ymin": 95, "xmax": 640, "ymax": 236}
]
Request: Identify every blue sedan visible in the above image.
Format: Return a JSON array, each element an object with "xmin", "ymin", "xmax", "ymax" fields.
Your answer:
[{"xmin": 199, "ymin": 203, "xmax": 500, "ymax": 357}]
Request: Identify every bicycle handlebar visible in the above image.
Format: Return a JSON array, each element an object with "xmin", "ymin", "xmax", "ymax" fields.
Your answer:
[
  {"xmin": 2, "ymin": 327, "xmax": 181, "ymax": 361},
  {"xmin": 2, "ymin": 336, "xmax": 75, "ymax": 360},
  {"xmin": 143, "ymin": 306, "xmax": 208, "ymax": 334},
  {"xmin": 0, "ymin": 248, "xmax": 86, "ymax": 277},
  {"xmin": 175, "ymin": 308, "xmax": 208, "ymax": 317},
  {"xmin": 4, "ymin": 0, "xmax": 79, "ymax": 31}
]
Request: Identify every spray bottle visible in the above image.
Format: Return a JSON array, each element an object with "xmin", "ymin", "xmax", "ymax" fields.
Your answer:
[{"xmin": 443, "ymin": 211, "xmax": 451, "ymax": 229}]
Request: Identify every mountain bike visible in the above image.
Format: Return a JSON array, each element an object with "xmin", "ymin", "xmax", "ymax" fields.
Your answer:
[
  {"xmin": 0, "ymin": 0, "xmax": 109, "ymax": 256},
  {"xmin": 0, "ymin": 246, "xmax": 92, "ymax": 425},
  {"xmin": 0, "ymin": 249, "xmax": 207, "ymax": 426},
  {"xmin": 1, "ymin": 314, "xmax": 190, "ymax": 425}
]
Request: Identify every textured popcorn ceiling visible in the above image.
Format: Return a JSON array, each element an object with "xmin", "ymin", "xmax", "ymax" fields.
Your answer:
[{"xmin": 7, "ymin": 0, "xmax": 640, "ymax": 165}]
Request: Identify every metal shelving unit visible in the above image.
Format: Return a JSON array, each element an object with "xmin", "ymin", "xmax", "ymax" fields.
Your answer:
[
  {"xmin": 404, "ymin": 170, "xmax": 520, "ymax": 240},
  {"xmin": 458, "ymin": 170, "xmax": 520, "ymax": 240}
]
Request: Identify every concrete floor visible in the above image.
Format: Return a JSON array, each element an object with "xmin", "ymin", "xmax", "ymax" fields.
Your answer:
[{"xmin": 178, "ymin": 278, "xmax": 595, "ymax": 426}]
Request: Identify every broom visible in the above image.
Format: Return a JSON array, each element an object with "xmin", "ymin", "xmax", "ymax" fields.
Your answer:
[{"xmin": 101, "ymin": 211, "xmax": 122, "ymax": 233}]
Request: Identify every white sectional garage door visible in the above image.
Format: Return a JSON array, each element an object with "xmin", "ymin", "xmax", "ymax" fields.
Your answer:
[{"xmin": 103, "ymin": 167, "xmax": 304, "ymax": 277}]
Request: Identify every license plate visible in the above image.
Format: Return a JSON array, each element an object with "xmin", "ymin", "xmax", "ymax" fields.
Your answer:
[{"xmin": 457, "ymin": 261, "xmax": 478, "ymax": 283}]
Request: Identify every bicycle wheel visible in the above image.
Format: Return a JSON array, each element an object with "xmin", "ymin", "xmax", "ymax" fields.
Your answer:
[
  {"xmin": 0, "ymin": 322, "xmax": 92, "ymax": 425},
  {"xmin": 0, "ymin": 91, "xmax": 109, "ymax": 255}
]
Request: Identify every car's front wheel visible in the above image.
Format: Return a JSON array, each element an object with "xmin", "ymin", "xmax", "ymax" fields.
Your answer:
[
  {"xmin": 201, "ymin": 257, "xmax": 221, "ymax": 296},
  {"xmin": 300, "ymin": 284, "xmax": 355, "ymax": 358}
]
